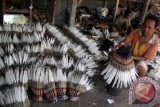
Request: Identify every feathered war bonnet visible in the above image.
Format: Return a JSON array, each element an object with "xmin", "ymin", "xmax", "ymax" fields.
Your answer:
[
  {"xmin": 67, "ymin": 71, "xmax": 94, "ymax": 101},
  {"xmin": 0, "ymin": 85, "xmax": 30, "ymax": 107},
  {"xmin": 101, "ymin": 46, "xmax": 138, "ymax": 88},
  {"xmin": 44, "ymin": 24, "xmax": 97, "ymax": 101},
  {"xmin": 43, "ymin": 66, "xmax": 58, "ymax": 103},
  {"xmin": 29, "ymin": 64, "xmax": 45, "ymax": 101},
  {"xmin": 53, "ymin": 67, "xmax": 68, "ymax": 100},
  {"xmin": 0, "ymin": 24, "xmax": 38, "ymax": 106}
]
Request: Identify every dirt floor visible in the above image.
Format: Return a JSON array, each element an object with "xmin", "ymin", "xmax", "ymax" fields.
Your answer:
[{"xmin": 30, "ymin": 75, "xmax": 160, "ymax": 107}]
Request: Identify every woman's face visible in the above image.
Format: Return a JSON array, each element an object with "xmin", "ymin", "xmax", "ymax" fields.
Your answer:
[{"xmin": 142, "ymin": 19, "xmax": 156, "ymax": 37}]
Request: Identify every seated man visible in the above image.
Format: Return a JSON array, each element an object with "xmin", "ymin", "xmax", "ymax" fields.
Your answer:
[{"xmin": 117, "ymin": 15, "xmax": 159, "ymax": 76}]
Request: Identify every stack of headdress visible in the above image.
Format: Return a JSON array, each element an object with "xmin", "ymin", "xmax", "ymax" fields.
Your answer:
[
  {"xmin": 0, "ymin": 23, "xmax": 44, "ymax": 107},
  {"xmin": 0, "ymin": 22, "xmax": 99, "ymax": 107},
  {"xmin": 44, "ymin": 24, "xmax": 98, "ymax": 101}
]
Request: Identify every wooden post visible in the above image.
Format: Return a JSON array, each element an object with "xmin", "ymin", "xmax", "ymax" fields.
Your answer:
[
  {"xmin": 0, "ymin": 0, "xmax": 3, "ymax": 24},
  {"xmin": 78, "ymin": 0, "xmax": 83, "ymax": 6},
  {"xmin": 2, "ymin": 0, "xmax": 5, "ymax": 23},
  {"xmin": 104, "ymin": 0, "xmax": 108, "ymax": 7},
  {"xmin": 113, "ymin": 0, "xmax": 120, "ymax": 25},
  {"xmin": 52, "ymin": 0, "xmax": 56, "ymax": 24},
  {"xmin": 29, "ymin": 0, "xmax": 33, "ymax": 23},
  {"xmin": 68, "ymin": 0, "xmax": 78, "ymax": 26},
  {"xmin": 2, "ymin": 0, "xmax": 5, "ymax": 14},
  {"xmin": 140, "ymin": 0, "xmax": 151, "ymax": 23}
]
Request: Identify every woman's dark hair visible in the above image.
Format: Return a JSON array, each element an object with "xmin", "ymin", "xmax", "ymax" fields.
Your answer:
[{"xmin": 144, "ymin": 15, "xmax": 159, "ymax": 28}]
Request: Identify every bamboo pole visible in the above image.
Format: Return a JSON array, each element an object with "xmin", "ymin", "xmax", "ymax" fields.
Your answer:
[
  {"xmin": 78, "ymin": 0, "xmax": 83, "ymax": 6},
  {"xmin": 140, "ymin": 0, "xmax": 151, "ymax": 23},
  {"xmin": 104, "ymin": 0, "xmax": 108, "ymax": 7},
  {"xmin": 52, "ymin": 0, "xmax": 56, "ymax": 24},
  {"xmin": 29, "ymin": 0, "xmax": 33, "ymax": 23},
  {"xmin": 113, "ymin": 0, "xmax": 120, "ymax": 25},
  {"xmin": 68, "ymin": 0, "xmax": 78, "ymax": 26}
]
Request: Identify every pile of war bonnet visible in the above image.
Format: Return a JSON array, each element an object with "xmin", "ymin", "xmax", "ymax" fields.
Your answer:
[{"xmin": 0, "ymin": 23, "xmax": 103, "ymax": 107}]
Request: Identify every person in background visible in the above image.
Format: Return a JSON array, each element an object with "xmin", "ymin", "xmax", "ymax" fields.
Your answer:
[
  {"xmin": 115, "ymin": 9, "xmax": 133, "ymax": 37},
  {"xmin": 109, "ymin": 5, "xmax": 126, "ymax": 17},
  {"xmin": 117, "ymin": 15, "xmax": 159, "ymax": 76}
]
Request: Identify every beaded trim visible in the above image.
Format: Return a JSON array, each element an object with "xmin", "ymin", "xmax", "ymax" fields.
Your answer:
[
  {"xmin": 110, "ymin": 51, "xmax": 133, "ymax": 65},
  {"xmin": 44, "ymin": 82, "xmax": 56, "ymax": 94},
  {"xmin": 55, "ymin": 81, "xmax": 67, "ymax": 88},
  {"xmin": 68, "ymin": 82, "xmax": 86, "ymax": 93},
  {"xmin": 110, "ymin": 56, "xmax": 135, "ymax": 71},
  {"xmin": 29, "ymin": 81, "xmax": 44, "ymax": 89}
]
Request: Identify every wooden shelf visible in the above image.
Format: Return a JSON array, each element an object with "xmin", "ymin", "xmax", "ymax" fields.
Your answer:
[
  {"xmin": 127, "ymin": 0, "xmax": 144, "ymax": 2},
  {"xmin": 4, "ymin": 9, "xmax": 30, "ymax": 14},
  {"xmin": 2, "ymin": 0, "xmax": 33, "ymax": 23}
]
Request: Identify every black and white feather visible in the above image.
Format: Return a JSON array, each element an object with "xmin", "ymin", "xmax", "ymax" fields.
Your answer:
[
  {"xmin": 0, "ymin": 87, "xmax": 29, "ymax": 107},
  {"xmin": 68, "ymin": 27, "xmax": 102, "ymax": 60}
]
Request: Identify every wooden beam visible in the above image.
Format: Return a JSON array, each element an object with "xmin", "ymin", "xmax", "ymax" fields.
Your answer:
[
  {"xmin": 52, "ymin": 0, "xmax": 56, "ymax": 24},
  {"xmin": 2, "ymin": 0, "xmax": 5, "ymax": 14},
  {"xmin": 140, "ymin": 0, "xmax": 151, "ymax": 23},
  {"xmin": 0, "ymin": 0, "xmax": 3, "ymax": 24},
  {"xmin": 78, "ymin": 0, "xmax": 83, "ymax": 6},
  {"xmin": 68, "ymin": 0, "xmax": 78, "ymax": 26},
  {"xmin": 29, "ymin": 0, "xmax": 33, "ymax": 23},
  {"xmin": 2, "ymin": 0, "xmax": 6, "ymax": 24},
  {"xmin": 113, "ymin": 0, "xmax": 120, "ymax": 25},
  {"xmin": 104, "ymin": 0, "xmax": 108, "ymax": 7}
]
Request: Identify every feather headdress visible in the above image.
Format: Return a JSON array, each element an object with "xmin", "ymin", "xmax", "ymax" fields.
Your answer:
[
  {"xmin": 74, "ymin": 60, "xmax": 96, "ymax": 77},
  {"xmin": 0, "ymin": 76, "xmax": 5, "ymax": 87},
  {"xmin": 43, "ymin": 67, "xmax": 58, "ymax": 103},
  {"xmin": 67, "ymin": 71, "xmax": 94, "ymax": 101},
  {"xmin": 0, "ymin": 86, "xmax": 30, "ymax": 107},
  {"xmin": 3, "ymin": 51, "xmax": 29, "ymax": 66},
  {"xmin": 45, "ymin": 24, "xmax": 98, "ymax": 76},
  {"xmin": 52, "ymin": 43, "xmax": 69, "ymax": 54},
  {"xmin": 101, "ymin": 47, "xmax": 138, "ymax": 88},
  {"xmin": 2, "ymin": 23, "xmax": 44, "ymax": 32},
  {"xmin": 0, "ymin": 57, "xmax": 5, "ymax": 69},
  {"xmin": 68, "ymin": 27, "xmax": 102, "ymax": 60},
  {"xmin": 29, "ymin": 66, "xmax": 45, "ymax": 101},
  {"xmin": 53, "ymin": 68, "xmax": 68, "ymax": 100},
  {"xmin": 5, "ymin": 67, "xmax": 29, "ymax": 86},
  {"xmin": 0, "ymin": 23, "xmax": 51, "ymax": 104},
  {"xmin": 45, "ymin": 24, "xmax": 68, "ymax": 44},
  {"xmin": 61, "ymin": 54, "xmax": 74, "ymax": 71}
]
